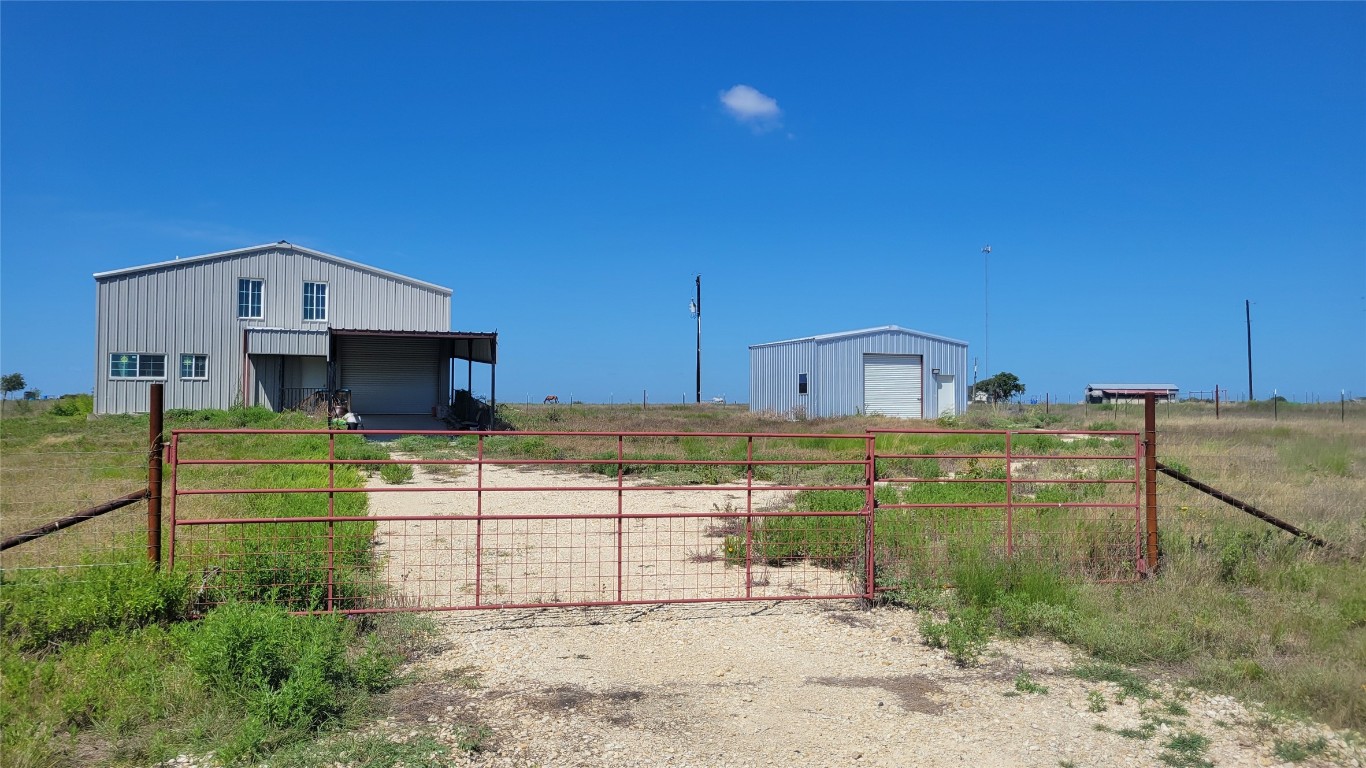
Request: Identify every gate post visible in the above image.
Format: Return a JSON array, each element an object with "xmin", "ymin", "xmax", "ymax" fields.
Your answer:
[
  {"xmin": 147, "ymin": 382, "xmax": 164, "ymax": 569},
  {"xmin": 326, "ymin": 431, "xmax": 336, "ymax": 612},
  {"xmin": 1144, "ymin": 393, "xmax": 1160, "ymax": 574},
  {"xmin": 1005, "ymin": 431, "xmax": 1014, "ymax": 558},
  {"xmin": 864, "ymin": 433, "xmax": 876, "ymax": 601}
]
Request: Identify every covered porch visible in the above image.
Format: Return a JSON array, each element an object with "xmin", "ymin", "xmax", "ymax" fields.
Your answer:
[{"xmin": 245, "ymin": 328, "xmax": 498, "ymax": 426}]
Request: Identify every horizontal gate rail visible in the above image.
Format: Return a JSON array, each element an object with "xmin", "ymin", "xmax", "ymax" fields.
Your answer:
[
  {"xmin": 867, "ymin": 427, "xmax": 1144, "ymax": 585},
  {"xmin": 169, "ymin": 428, "xmax": 877, "ymax": 614},
  {"xmin": 173, "ymin": 509, "xmax": 871, "ymax": 525},
  {"xmin": 167, "ymin": 426, "xmax": 1145, "ymax": 615}
]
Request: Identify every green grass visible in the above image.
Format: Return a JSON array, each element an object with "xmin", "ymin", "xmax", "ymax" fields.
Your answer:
[
  {"xmin": 1, "ymin": 406, "xmax": 420, "ymax": 767},
  {"xmin": 1, "ymin": 598, "xmax": 412, "ymax": 768},
  {"xmin": 1158, "ymin": 731, "xmax": 1213, "ymax": 767},
  {"xmin": 5, "ymin": 397, "xmax": 1365, "ymax": 757},
  {"xmin": 170, "ymin": 423, "xmax": 383, "ymax": 612},
  {"xmin": 0, "ymin": 562, "xmax": 190, "ymax": 651},
  {"xmin": 1273, "ymin": 735, "xmax": 1331, "ymax": 762},
  {"xmin": 1071, "ymin": 661, "xmax": 1154, "ymax": 699},
  {"xmin": 1013, "ymin": 670, "xmax": 1049, "ymax": 695},
  {"xmin": 264, "ymin": 729, "xmax": 487, "ymax": 768}
]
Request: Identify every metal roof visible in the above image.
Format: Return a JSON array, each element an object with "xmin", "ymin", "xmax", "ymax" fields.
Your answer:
[
  {"xmin": 1086, "ymin": 383, "xmax": 1179, "ymax": 391},
  {"xmin": 332, "ymin": 328, "xmax": 497, "ymax": 364},
  {"xmin": 92, "ymin": 242, "xmax": 452, "ymax": 295},
  {"xmin": 750, "ymin": 325, "xmax": 968, "ymax": 349}
]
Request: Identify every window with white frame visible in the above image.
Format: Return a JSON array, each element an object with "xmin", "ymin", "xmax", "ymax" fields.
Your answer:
[
  {"xmin": 180, "ymin": 354, "xmax": 208, "ymax": 380},
  {"xmin": 109, "ymin": 353, "xmax": 166, "ymax": 379},
  {"xmin": 303, "ymin": 282, "xmax": 327, "ymax": 321},
  {"xmin": 238, "ymin": 278, "xmax": 264, "ymax": 319}
]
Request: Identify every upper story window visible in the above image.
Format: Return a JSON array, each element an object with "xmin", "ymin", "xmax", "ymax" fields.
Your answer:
[
  {"xmin": 110, "ymin": 353, "xmax": 166, "ymax": 380},
  {"xmin": 798, "ymin": 373, "xmax": 808, "ymax": 394},
  {"xmin": 180, "ymin": 354, "xmax": 208, "ymax": 380},
  {"xmin": 238, "ymin": 279, "xmax": 264, "ymax": 319},
  {"xmin": 303, "ymin": 282, "xmax": 328, "ymax": 321}
]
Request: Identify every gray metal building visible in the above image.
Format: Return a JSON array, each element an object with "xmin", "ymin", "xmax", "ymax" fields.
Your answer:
[
  {"xmin": 94, "ymin": 242, "xmax": 497, "ymax": 415},
  {"xmin": 749, "ymin": 326, "xmax": 969, "ymax": 419}
]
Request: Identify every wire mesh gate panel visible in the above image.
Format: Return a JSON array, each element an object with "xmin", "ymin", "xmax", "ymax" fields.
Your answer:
[
  {"xmin": 168, "ymin": 430, "xmax": 876, "ymax": 614},
  {"xmin": 869, "ymin": 428, "xmax": 1145, "ymax": 585},
  {"xmin": 167, "ymin": 427, "xmax": 1144, "ymax": 615}
]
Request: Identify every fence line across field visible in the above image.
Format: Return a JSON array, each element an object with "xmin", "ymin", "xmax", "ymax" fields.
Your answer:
[{"xmin": 7, "ymin": 386, "xmax": 1352, "ymax": 611}]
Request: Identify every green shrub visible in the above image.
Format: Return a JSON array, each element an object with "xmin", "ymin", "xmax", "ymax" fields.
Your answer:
[
  {"xmin": 0, "ymin": 564, "xmax": 190, "ymax": 651},
  {"xmin": 920, "ymin": 605, "xmax": 992, "ymax": 666},
  {"xmin": 47, "ymin": 394, "xmax": 94, "ymax": 417},
  {"xmin": 380, "ymin": 463, "xmax": 415, "ymax": 484},
  {"xmin": 177, "ymin": 602, "xmax": 397, "ymax": 733},
  {"xmin": 1014, "ymin": 670, "xmax": 1049, "ymax": 695}
]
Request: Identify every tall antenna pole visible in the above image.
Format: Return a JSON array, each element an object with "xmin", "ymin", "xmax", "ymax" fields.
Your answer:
[
  {"xmin": 1245, "ymin": 299, "xmax": 1254, "ymax": 401},
  {"xmin": 982, "ymin": 245, "xmax": 992, "ymax": 380},
  {"xmin": 693, "ymin": 275, "xmax": 702, "ymax": 404}
]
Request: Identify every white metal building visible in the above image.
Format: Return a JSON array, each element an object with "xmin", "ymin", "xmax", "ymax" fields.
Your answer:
[{"xmin": 749, "ymin": 326, "xmax": 969, "ymax": 419}]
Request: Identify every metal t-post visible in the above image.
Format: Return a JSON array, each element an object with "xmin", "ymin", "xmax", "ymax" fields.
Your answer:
[
  {"xmin": 1144, "ymin": 393, "xmax": 1159, "ymax": 574},
  {"xmin": 147, "ymin": 382, "xmax": 164, "ymax": 569}
]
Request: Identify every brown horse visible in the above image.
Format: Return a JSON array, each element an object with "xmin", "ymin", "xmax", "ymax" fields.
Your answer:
[{"xmin": 543, "ymin": 395, "xmax": 559, "ymax": 404}]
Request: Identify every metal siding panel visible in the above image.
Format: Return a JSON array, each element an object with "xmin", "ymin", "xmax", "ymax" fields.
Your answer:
[
  {"xmin": 95, "ymin": 245, "xmax": 453, "ymax": 413},
  {"xmin": 748, "ymin": 340, "xmax": 815, "ymax": 415},
  {"xmin": 246, "ymin": 329, "xmax": 329, "ymax": 356},
  {"xmin": 253, "ymin": 354, "xmax": 281, "ymax": 409}
]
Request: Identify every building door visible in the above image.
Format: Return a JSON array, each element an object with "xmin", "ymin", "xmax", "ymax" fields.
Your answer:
[
  {"xmin": 862, "ymin": 354, "xmax": 923, "ymax": 418},
  {"xmin": 936, "ymin": 374, "xmax": 956, "ymax": 416},
  {"xmin": 339, "ymin": 337, "xmax": 440, "ymax": 414}
]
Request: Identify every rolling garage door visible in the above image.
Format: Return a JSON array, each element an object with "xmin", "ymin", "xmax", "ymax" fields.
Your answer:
[
  {"xmin": 339, "ymin": 337, "xmax": 440, "ymax": 414},
  {"xmin": 863, "ymin": 354, "xmax": 923, "ymax": 418}
]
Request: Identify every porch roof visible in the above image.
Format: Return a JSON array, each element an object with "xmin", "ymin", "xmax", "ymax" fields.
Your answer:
[{"xmin": 330, "ymin": 328, "xmax": 498, "ymax": 364}]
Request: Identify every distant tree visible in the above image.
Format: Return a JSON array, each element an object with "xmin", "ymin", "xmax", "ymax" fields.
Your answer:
[
  {"xmin": 972, "ymin": 372, "xmax": 1026, "ymax": 403},
  {"xmin": 2, "ymin": 372, "xmax": 25, "ymax": 410}
]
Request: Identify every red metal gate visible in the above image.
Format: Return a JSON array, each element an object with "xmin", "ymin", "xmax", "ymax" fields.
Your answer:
[{"xmin": 167, "ymin": 427, "xmax": 1143, "ymax": 614}]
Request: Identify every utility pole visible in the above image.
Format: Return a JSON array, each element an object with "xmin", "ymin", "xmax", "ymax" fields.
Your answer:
[
  {"xmin": 1246, "ymin": 299, "xmax": 1254, "ymax": 401},
  {"xmin": 691, "ymin": 275, "xmax": 702, "ymax": 404}
]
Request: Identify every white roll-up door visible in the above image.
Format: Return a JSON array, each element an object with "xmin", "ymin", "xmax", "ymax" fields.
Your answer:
[
  {"xmin": 339, "ymin": 337, "xmax": 440, "ymax": 414},
  {"xmin": 863, "ymin": 354, "xmax": 923, "ymax": 418}
]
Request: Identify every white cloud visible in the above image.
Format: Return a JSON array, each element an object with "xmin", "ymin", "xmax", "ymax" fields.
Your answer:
[{"xmin": 719, "ymin": 84, "xmax": 783, "ymax": 132}]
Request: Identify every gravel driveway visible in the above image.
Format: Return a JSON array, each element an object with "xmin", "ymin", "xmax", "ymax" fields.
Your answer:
[{"xmin": 357, "ymin": 461, "xmax": 1360, "ymax": 768}]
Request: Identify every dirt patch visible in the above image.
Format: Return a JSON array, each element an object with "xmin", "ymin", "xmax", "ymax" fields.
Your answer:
[
  {"xmin": 515, "ymin": 684, "xmax": 647, "ymax": 726},
  {"xmin": 808, "ymin": 673, "xmax": 946, "ymax": 715},
  {"xmin": 374, "ymin": 678, "xmax": 478, "ymax": 725}
]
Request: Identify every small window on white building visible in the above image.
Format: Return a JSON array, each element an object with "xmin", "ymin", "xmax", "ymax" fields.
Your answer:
[
  {"xmin": 798, "ymin": 373, "xmax": 808, "ymax": 395},
  {"xmin": 303, "ymin": 282, "xmax": 327, "ymax": 321},
  {"xmin": 180, "ymin": 354, "xmax": 208, "ymax": 380},
  {"xmin": 110, "ymin": 353, "xmax": 166, "ymax": 379},
  {"xmin": 238, "ymin": 278, "xmax": 264, "ymax": 319}
]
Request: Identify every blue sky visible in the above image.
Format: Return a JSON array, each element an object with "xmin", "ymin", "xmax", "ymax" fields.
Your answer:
[{"xmin": 3, "ymin": 2, "xmax": 1364, "ymax": 405}]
